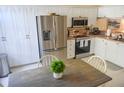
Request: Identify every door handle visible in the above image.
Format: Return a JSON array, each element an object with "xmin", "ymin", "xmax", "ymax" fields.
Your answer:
[
  {"xmin": 1, "ymin": 37, "xmax": 7, "ymax": 41},
  {"xmin": 26, "ymin": 35, "xmax": 30, "ymax": 39}
]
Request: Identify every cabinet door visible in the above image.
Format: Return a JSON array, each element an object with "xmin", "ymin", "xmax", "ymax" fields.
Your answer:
[
  {"xmin": 117, "ymin": 43, "xmax": 124, "ymax": 67},
  {"xmin": 0, "ymin": 35, "xmax": 6, "ymax": 54},
  {"xmin": 94, "ymin": 38, "xmax": 106, "ymax": 58},
  {"xmin": 90, "ymin": 38, "xmax": 95, "ymax": 54},
  {"xmin": 2, "ymin": 8, "xmax": 39, "ymax": 67},
  {"xmin": 0, "ymin": 10, "xmax": 7, "ymax": 54},
  {"xmin": 0, "ymin": 9, "xmax": 20, "ymax": 67},
  {"xmin": 105, "ymin": 40, "xmax": 118, "ymax": 64},
  {"xmin": 67, "ymin": 39, "xmax": 75, "ymax": 59},
  {"xmin": 15, "ymin": 8, "xmax": 39, "ymax": 66}
]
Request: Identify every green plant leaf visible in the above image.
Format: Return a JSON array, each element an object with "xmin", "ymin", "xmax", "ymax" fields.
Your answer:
[{"xmin": 50, "ymin": 60, "xmax": 65, "ymax": 73}]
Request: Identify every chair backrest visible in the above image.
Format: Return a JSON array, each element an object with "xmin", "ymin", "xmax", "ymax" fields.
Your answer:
[
  {"xmin": 87, "ymin": 56, "xmax": 107, "ymax": 73},
  {"xmin": 40, "ymin": 55, "xmax": 59, "ymax": 67}
]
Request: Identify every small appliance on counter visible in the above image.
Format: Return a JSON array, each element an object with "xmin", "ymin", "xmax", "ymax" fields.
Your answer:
[
  {"xmin": 111, "ymin": 32, "xmax": 124, "ymax": 40},
  {"xmin": 111, "ymin": 33, "xmax": 117, "ymax": 39},
  {"xmin": 90, "ymin": 27, "xmax": 100, "ymax": 35},
  {"xmin": 106, "ymin": 28, "xmax": 112, "ymax": 37}
]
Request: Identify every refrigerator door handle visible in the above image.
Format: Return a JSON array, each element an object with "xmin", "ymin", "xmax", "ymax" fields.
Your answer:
[{"xmin": 53, "ymin": 16, "xmax": 56, "ymax": 50}]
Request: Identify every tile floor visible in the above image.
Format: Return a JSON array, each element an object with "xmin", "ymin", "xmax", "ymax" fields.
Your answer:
[{"xmin": 10, "ymin": 48, "xmax": 124, "ymax": 87}]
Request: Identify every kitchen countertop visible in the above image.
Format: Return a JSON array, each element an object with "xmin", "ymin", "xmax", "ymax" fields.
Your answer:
[
  {"xmin": 68, "ymin": 34, "xmax": 124, "ymax": 44},
  {"xmin": 95, "ymin": 35, "xmax": 124, "ymax": 44}
]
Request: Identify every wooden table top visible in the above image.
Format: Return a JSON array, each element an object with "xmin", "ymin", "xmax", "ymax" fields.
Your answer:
[{"xmin": 9, "ymin": 59, "xmax": 112, "ymax": 87}]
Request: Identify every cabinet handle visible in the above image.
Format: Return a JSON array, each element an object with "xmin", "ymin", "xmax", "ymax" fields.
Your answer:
[
  {"xmin": 26, "ymin": 35, "xmax": 30, "ymax": 39},
  {"xmin": 1, "ymin": 37, "xmax": 7, "ymax": 41}
]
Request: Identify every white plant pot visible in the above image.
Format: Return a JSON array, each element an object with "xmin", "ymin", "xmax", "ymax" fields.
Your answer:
[{"xmin": 53, "ymin": 72, "xmax": 63, "ymax": 79}]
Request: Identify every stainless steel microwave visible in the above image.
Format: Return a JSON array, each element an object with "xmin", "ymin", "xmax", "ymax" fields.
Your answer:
[{"xmin": 72, "ymin": 17, "xmax": 88, "ymax": 27}]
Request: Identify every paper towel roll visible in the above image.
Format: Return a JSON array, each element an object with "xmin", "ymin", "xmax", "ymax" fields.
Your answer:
[{"xmin": 106, "ymin": 28, "xmax": 111, "ymax": 37}]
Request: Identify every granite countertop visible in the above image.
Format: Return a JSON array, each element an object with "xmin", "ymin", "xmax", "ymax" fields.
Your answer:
[
  {"xmin": 67, "ymin": 34, "xmax": 105, "ymax": 40},
  {"xmin": 94, "ymin": 35, "xmax": 124, "ymax": 44},
  {"xmin": 68, "ymin": 34, "xmax": 124, "ymax": 44}
]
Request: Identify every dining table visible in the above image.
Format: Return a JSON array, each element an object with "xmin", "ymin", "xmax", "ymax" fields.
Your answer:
[{"xmin": 9, "ymin": 59, "xmax": 112, "ymax": 87}]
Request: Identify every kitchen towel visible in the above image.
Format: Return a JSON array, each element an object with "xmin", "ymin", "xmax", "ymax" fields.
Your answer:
[
  {"xmin": 84, "ymin": 39, "xmax": 89, "ymax": 47},
  {"xmin": 80, "ymin": 40, "xmax": 84, "ymax": 47}
]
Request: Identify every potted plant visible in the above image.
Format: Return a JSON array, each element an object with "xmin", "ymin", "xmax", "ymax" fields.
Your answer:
[{"xmin": 50, "ymin": 60, "xmax": 65, "ymax": 79}]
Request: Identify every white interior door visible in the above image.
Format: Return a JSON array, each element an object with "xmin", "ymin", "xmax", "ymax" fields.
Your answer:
[
  {"xmin": 15, "ymin": 8, "xmax": 39, "ymax": 66},
  {"xmin": 0, "ymin": 29, "xmax": 6, "ymax": 54},
  {"xmin": 0, "ymin": 9, "xmax": 7, "ymax": 54},
  {"xmin": 24, "ymin": 8, "xmax": 39, "ymax": 63},
  {"xmin": 0, "ymin": 8, "xmax": 20, "ymax": 67},
  {"xmin": 0, "ymin": 8, "xmax": 39, "ymax": 67}
]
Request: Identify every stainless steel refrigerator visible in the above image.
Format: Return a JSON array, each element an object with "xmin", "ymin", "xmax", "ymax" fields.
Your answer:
[{"xmin": 36, "ymin": 15, "xmax": 67, "ymax": 57}]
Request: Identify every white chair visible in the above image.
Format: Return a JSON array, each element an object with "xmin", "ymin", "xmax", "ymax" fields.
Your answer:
[
  {"xmin": 38, "ymin": 55, "xmax": 59, "ymax": 67},
  {"xmin": 87, "ymin": 56, "xmax": 107, "ymax": 73}
]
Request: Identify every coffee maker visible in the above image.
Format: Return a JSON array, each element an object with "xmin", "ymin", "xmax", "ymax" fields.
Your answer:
[{"xmin": 91, "ymin": 27, "xmax": 100, "ymax": 35}]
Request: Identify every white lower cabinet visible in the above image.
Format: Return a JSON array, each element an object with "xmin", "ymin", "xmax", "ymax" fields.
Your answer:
[
  {"xmin": 106, "ymin": 41, "xmax": 124, "ymax": 67},
  {"xmin": 117, "ymin": 43, "xmax": 124, "ymax": 67},
  {"xmin": 67, "ymin": 39, "xmax": 75, "ymax": 59},
  {"xmin": 94, "ymin": 37, "xmax": 124, "ymax": 67},
  {"xmin": 105, "ymin": 40, "xmax": 118, "ymax": 64},
  {"xmin": 67, "ymin": 37, "xmax": 124, "ymax": 67},
  {"xmin": 94, "ymin": 37, "xmax": 106, "ymax": 59},
  {"xmin": 90, "ymin": 38, "xmax": 95, "ymax": 54}
]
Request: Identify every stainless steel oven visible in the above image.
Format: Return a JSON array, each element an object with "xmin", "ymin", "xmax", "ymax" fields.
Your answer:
[
  {"xmin": 72, "ymin": 17, "xmax": 88, "ymax": 28},
  {"xmin": 75, "ymin": 37, "xmax": 91, "ymax": 58}
]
